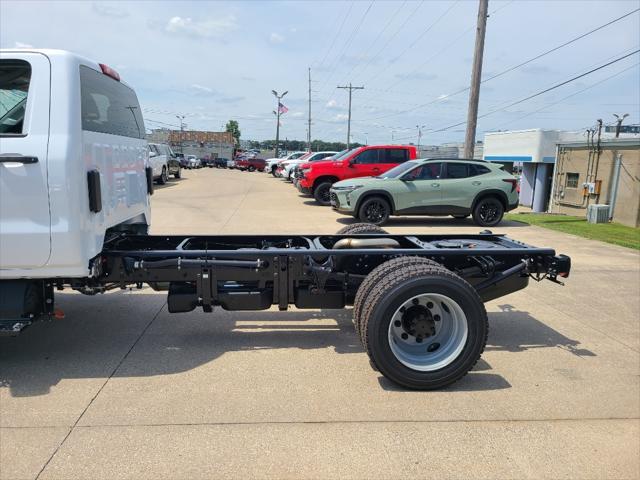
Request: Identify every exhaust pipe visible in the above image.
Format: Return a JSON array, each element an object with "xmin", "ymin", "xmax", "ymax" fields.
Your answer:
[{"xmin": 333, "ymin": 238, "xmax": 400, "ymax": 249}]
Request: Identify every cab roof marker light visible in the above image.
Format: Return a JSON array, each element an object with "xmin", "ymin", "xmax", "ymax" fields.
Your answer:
[{"xmin": 99, "ymin": 63, "xmax": 120, "ymax": 81}]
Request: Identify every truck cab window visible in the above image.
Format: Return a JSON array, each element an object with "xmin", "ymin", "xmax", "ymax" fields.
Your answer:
[
  {"xmin": 354, "ymin": 149, "xmax": 379, "ymax": 164},
  {"xmin": 0, "ymin": 60, "xmax": 31, "ymax": 135}
]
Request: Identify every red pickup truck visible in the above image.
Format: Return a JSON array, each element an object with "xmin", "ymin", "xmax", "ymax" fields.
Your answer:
[{"xmin": 296, "ymin": 145, "xmax": 418, "ymax": 205}]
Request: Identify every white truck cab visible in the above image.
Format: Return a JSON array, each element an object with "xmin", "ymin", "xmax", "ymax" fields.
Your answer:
[{"xmin": 0, "ymin": 49, "xmax": 151, "ymax": 282}]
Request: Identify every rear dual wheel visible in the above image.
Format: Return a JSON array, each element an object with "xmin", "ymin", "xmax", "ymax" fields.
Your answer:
[{"xmin": 357, "ymin": 259, "xmax": 487, "ymax": 390}]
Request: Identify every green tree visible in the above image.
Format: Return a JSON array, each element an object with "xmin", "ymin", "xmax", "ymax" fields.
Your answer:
[{"xmin": 225, "ymin": 120, "xmax": 241, "ymax": 145}]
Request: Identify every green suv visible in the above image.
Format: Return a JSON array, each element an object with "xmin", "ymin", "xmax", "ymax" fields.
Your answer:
[{"xmin": 330, "ymin": 158, "xmax": 519, "ymax": 226}]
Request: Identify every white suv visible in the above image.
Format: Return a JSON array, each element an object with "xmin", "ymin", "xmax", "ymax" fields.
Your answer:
[
  {"xmin": 265, "ymin": 151, "xmax": 306, "ymax": 176},
  {"xmin": 148, "ymin": 143, "xmax": 170, "ymax": 184}
]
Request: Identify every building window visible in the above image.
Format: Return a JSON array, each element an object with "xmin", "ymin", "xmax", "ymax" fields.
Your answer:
[{"xmin": 565, "ymin": 172, "xmax": 579, "ymax": 189}]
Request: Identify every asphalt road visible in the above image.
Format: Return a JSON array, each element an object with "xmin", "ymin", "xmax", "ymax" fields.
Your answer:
[{"xmin": 1, "ymin": 167, "xmax": 639, "ymax": 479}]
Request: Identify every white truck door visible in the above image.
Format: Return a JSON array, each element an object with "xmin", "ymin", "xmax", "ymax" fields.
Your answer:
[{"xmin": 0, "ymin": 53, "xmax": 51, "ymax": 268}]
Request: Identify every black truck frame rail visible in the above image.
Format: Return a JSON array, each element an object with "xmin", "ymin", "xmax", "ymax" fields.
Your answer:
[
  {"xmin": 93, "ymin": 231, "xmax": 570, "ymax": 313},
  {"xmin": 0, "ymin": 229, "xmax": 571, "ymax": 390}
]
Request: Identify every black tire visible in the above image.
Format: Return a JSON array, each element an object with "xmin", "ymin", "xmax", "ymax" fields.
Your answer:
[
  {"xmin": 248, "ymin": 165, "xmax": 256, "ymax": 172},
  {"xmin": 174, "ymin": 167, "xmax": 181, "ymax": 179},
  {"xmin": 472, "ymin": 197, "xmax": 504, "ymax": 227},
  {"xmin": 271, "ymin": 166, "xmax": 278, "ymax": 177},
  {"xmin": 313, "ymin": 181, "xmax": 333, "ymax": 206},
  {"xmin": 358, "ymin": 196, "xmax": 390, "ymax": 226},
  {"xmin": 452, "ymin": 214, "xmax": 469, "ymax": 219},
  {"xmin": 158, "ymin": 167, "xmax": 167, "ymax": 185},
  {"xmin": 336, "ymin": 223, "xmax": 388, "ymax": 235},
  {"xmin": 352, "ymin": 256, "xmax": 440, "ymax": 344},
  {"xmin": 360, "ymin": 262, "xmax": 488, "ymax": 390}
]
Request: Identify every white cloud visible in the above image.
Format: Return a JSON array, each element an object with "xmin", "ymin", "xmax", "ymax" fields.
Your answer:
[
  {"xmin": 326, "ymin": 99, "xmax": 338, "ymax": 109},
  {"xmin": 334, "ymin": 114, "xmax": 348, "ymax": 121},
  {"xmin": 437, "ymin": 94, "xmax": 450, "ymax": 102},
  {"xmin": 269, "ymin": 32, "xmax": 285, "ymax": 44},
  {"xmin": 14, "ymin": 41, "xmax": 33, "ymax": 48},
  {"xmin": 291, "ymin": 112, "xmax": 304, "ymax": 118},
  {"xmin": 166, "ymin": 15, "xmax": 237, "ymax": 39},
  {"xmin": 191, "ymin": 83, "xmax": 214, "ymax": 94},
  {"xmin": 92, "ymin": 2, "xmax": 129, "ymax": 18}
]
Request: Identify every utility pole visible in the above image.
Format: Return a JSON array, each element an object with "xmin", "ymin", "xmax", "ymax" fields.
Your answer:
[
  {"xmin": 176, "ymin": 115, "xmax": 186, "ymax": 153},
  {"xmin": 463, "ymin": 0, "xmax": 489, "ymax": 159},
  {"xmin": 272, "ymin": 89, "xmax": 288, "ymax": 157},
  {"xmin": 337, "ymin": 83, "xmax": 364, "ymax": 149},
  {"xmin": 416, "ymin": 124, "xmax": 426, "ymax": 149},
  {"xmin": 307, "ymin": 67, "xmax": 312, "ymax": 152},
  {"xmin": 613, "ymin": 113, "xmax": 629, "ymax": 137}
]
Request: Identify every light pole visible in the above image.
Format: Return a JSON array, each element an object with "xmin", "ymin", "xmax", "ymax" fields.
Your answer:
[
  {"xmin": 272, "ymin": 89, "xmax": 288, "ymax": 157},
  {"xmin": 176, "ymin": 115, "xmax": 186, "ymax": 153}
]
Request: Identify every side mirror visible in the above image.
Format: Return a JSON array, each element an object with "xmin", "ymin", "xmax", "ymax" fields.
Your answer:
[
  {"xmin": 149, "ymin": 151, "xmax": 157, "ymax": 158},
  {"xmin": 400, "ymin": 176, "xmax": 413, "ymax": 182},
  {"xmin": 348, "ymin": 158, "xmax": 355, "ymax": 167}
]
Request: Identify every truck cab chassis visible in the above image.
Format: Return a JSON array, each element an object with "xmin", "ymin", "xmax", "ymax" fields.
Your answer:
[{"xmin": 0, "ymin": 225, "xmax": 571, "ymax": 391}]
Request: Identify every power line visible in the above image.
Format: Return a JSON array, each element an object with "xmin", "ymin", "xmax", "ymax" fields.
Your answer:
[
  {"xmin": 430, "ymin": 49, "xmax": 640, "ymax": 133},
  {"xmin": 361, "ymin": 8, "xmax": 640, "ymax": 122},
  {"xmin": 481, "ymin": 7, "xmax": 639, "ymax": 85},
  {"xmin": 486, "ymin": 62, "xmax": 639, "ymax": 132},
  {"xmin": 313, "ymin": 1, "xmax": 354, "ymax": 71},
  {"xmin": 367, "ymin": 0, "xmax": 513, "ymax": 94},
  {"xmin": 316, "ymin": 1, "xmax": 375, "ymax": 97},
  {"xmin": 335, "ymin": 0, "xmax": 409, "ymax": 86}
]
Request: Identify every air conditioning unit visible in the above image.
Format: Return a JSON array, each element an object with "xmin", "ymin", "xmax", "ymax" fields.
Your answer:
[{"xmin": 586, "ymin": 204, "xmax": 610, "ymax": 224}]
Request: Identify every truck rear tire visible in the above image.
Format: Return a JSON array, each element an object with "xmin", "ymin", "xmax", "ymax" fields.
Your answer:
[
  {"xmin": 353, "ymin": 256, "xmax": 439, "ymax": 343},
  {"xmin": 336, "ymin": 223, "xmax": 388, "ymax": 235},
  {"xmin": 174, "ymin": 167, "xmax": 181, "ymax": 179},
  {"xmin": 359, "ymin": 262, "xmax": 487, "ymax": 390},
  {"xmin": 313, "ymin": 181, "xmax": 333, "ymax": 206}
]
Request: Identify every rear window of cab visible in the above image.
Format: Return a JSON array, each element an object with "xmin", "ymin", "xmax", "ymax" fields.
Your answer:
[{"xmin": 79, "ymin": 65, "xmax": 145, "ymax": 139}]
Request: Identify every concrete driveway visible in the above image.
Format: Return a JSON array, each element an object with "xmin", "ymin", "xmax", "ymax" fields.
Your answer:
[{"xmin": 1, "ymin": 168, "xmax": 638, "ymax": 479}]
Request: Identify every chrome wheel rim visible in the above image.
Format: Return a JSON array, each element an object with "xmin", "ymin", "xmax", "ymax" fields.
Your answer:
[{"xmin": 388, "ymin": 293, "xmax": 468, "ymax": 371}]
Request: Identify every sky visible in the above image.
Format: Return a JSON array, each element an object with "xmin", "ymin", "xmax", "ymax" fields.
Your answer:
[{"xmin": 1, "ymin": 0, "xmax": 639, "ymax": 145}]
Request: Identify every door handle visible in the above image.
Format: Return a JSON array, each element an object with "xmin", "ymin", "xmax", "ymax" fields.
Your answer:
[
  {"xmin": 431, "ymin": 183, "xmax": 440, "ymax": 187},
  {"xmin": 472, "ymin": 181, "xmax": 481, "ymax": 186},
  {"xmin": 0, "ymin": 154, "xmax": 38, "ymax": 164}
]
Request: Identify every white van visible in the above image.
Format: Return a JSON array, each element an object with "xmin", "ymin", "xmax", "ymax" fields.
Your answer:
[{"xmin": 0, "ymin": 49, "xmax": 151, "ymax": 285}]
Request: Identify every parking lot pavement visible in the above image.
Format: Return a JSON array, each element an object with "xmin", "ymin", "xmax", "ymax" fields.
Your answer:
[{"xmin": 1, "ymin": 167, "xmax": 638, "ymax": 479}]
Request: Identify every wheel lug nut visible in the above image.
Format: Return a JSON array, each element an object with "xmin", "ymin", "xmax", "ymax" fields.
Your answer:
[
  {"xmin": 412, "ymin": 298, "xmax": 419, "ymax": 305},
  {"xmin": 434, "ymin": 315, "xmax": 441, "ymax": 321},
  {"xmin": 416, "ymin": 337, "xmax": 423, "ymax": 343},
  {"xmin": 426, "ymin": 302, "xmax": 433, "ymax": 309},
  {"xmin": 401, "ymin": 333, "xmax": 408, "ymax": 340},
  {"xmin": 394, "ymin": 320, "xmax": 401, "ymax": 327}
]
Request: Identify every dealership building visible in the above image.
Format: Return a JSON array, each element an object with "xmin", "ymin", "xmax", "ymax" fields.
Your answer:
[{"xmin": 147, "ymin": 129, "xmax": 235, "ymax": 160}]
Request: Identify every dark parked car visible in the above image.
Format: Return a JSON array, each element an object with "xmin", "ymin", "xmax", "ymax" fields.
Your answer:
[
  {"xmin": 174, "ymin": 152, "xmax": 189, "ymax": 169},
  {"xmin": 214, "ymin": 157, "xmax": 229, "ymax": 168},
  {"xmin": 201, "ymin": 157, "xmax": 216, "ymax": 168}
]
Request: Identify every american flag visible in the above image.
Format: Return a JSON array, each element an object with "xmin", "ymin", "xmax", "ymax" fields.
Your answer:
[{"xmin": 278, "ymin": 102, "xmax": 289, "ymax": 114}]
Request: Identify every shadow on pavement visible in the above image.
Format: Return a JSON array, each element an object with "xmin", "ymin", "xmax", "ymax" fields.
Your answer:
[
  {"xmin": 335, "ymin": 217, "xmax": 527, "ymax": 228},
  {"xmin": 0, "ymin": 293, "xmax": 592, "ymax": 397}
]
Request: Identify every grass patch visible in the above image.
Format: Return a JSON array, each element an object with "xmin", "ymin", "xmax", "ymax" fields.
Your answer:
[{"xmin": 504, "ymin": 213, "xmax": 640, "ymax": 250}]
